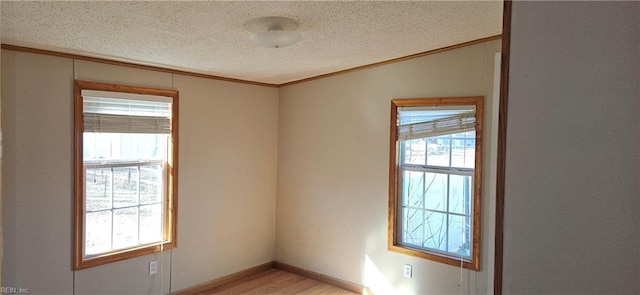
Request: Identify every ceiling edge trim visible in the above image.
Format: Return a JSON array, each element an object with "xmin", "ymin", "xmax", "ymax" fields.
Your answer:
[
  {"xmin": 1, "ymin": 34, "xmax": 501, "ymax": 89},
  {"xmin": 278, "ymin": 34, "xmax": 502, "ymax": 87},
  {"xmin": 0, "ymin": 44, "xmax": 279, "ymax": 88}
]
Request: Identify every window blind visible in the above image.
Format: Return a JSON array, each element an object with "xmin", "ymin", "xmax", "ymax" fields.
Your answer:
[
  {"xmin": 82, "ymin": 90, "xmax": 172, "ymax": 134},
  {"xmin": 397, "ymin": 106, "xmax": 476, "ymax": 140},
  {"xmin": 84, "ymin": 113, "xmax": 171, "ymax": 134}
]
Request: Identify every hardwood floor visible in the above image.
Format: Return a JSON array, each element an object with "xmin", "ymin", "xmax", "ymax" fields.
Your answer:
[{"xmin": 197, "ymin": 268, "xmax": 359, "ymax": 295}]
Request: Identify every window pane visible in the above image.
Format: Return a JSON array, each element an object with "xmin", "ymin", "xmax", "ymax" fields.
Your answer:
[
  {"xmin": 112, "ymin": 207, "xmax": 139, "ymax": 250},
  {"xmin": 403, "ymin": 208, "xmax": 424, "ymax": 246},
  {"xmin": 426, "ymin": 138, "xmax": 451, "ymax": 167},
  {"xmin": 139, "ymin": 204, "xmax": 162, "ymax": 244},
  {"xmin": 86, "ymin": 168, "xmax": 112, "ymax": 211},
  {"xmin": 85, "ymin": 211, "xmax": 112, "ymax": 256},
  {"xmin": 423, "ymin": 211, "xmax": 447, "ymax": 252},
  {"xmin": 403, "ymin": 171, "xmax": 425, "ymax": 207},
  {"xmin": 449, "ymin": 175, "xmax": 472, "ymax": 215},
  {"xmin": 140, "ymin": 165, "xmax": 162, "ymax": 205},
  {"xmin": 83, "ymin": 133, "xmax": 167, "ymax": 161},
  {"xmin": 451, "ymin": 138, "xmax": 475, "ymax": 168},
  {"xmin": 402, "ymin": 139, "xmax": 425, "ymax": 165},
  {"xmin": 424, "ymin": 173, "xmax": 448, "ymax": 211},
  {"xmin": 448, "ymin": 215, "xmax": 471, "ymax": 257},
  {"xmin": 119, "ymin": 134, "xmax": 167, "ymax": 160},
  {"xmin": 113, "ymin": 167, "xmax": 139, "ymax": 208},
  {"xmin": 426, "ymin": 138, "xmax": 439, "ymax": 155}
]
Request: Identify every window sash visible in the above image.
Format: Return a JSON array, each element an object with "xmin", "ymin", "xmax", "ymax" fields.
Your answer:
[
  {"xmin": 400, "ymin": 235, "xmax": 473, "ymax": 259},
  {"xmin": 83, "ymin": 159, "xmax": 167, "ymax": 257},
  {"xmin": 84, "ymin": 159, "xmax": 164, "ymax": 169},
  {"xmin": 398, "ymin": 165, "xmax": 474, "ymax": 258},
  {"xmin": 399, "ymin": 165, "xmax": 474, "ymax": 177}
]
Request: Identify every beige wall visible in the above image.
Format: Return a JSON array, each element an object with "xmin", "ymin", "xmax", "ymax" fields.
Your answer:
[
  {"xmin": 2, "ymin": 51, "xmax": 75, "ymax": 294},
  {"xmin": 170, "ymin": 74, "xmax": 278, "ymax": 291},
  {"xmin": 0, "ymin": 41, "xmax": 3, "ymax": 288},
  {"xmin": 1, "ymin": 50, "xmax": 279, "ymax": 294},
  {"xmin": 503, "ymin": 2, "xmax": 639, "ymax": 293},
  {"xmin": 276, "ymin": 40, "xmax": 501, "ymax": 294}
]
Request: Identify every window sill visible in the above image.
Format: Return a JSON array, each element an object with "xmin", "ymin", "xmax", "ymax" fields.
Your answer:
[{"xmin": 388, "ymin": 243, "xmax": 479, "ymax": 271}]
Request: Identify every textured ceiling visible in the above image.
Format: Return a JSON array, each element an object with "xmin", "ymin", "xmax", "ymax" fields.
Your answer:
[{"xmin": 1, "ymin": 1, "xmax": 502, "ymax": 85}]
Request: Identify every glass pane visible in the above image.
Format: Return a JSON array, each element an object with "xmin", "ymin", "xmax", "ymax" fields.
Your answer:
[
  {"xmin": 448, "ymin": 215, "xmax": 471, "ymax": 257},
  {"xmin": 120, "ymin": 134, "xmax": 167, "ymax": 160},
  {"xmin": 139, "ymin": 204, "xmax": 163, "ymax": 244},
  {"xmin": 83, "ymin": 133, "xmax": 167, "ymax": 161},
  {"xmin": 402, "ymin": 139, "xmax": 425, "ymax": 165},
  {"xmin": 403, "ymin": 208, "xmax": 423, "ymax": 246},
  {"xmin": 403, "ymin": 171, "xmax": 425, "ymax": 207},
  {"xmin": 423, "ymin": 211, "xmax": 447, "ymax": 251},
  {"xmin": 424, "ymin": 173, "xmax": 448, "ymax": 211},
  {"xmin": 140, "ymin": 165, "xmax": 162, "ymax": 204},
  {"xmin": 86, "ymin": 168, "xmax": 112, "ymax": 211},
  {"xmin": 85, "ymin": 210, "xmax": 112, "ymax": 256},
  {"xmin": 426, "ymin": 138, "xmax": 451, "ymax": 167},
  {"xmin": 449, "ymin": 175, "xmax": 472, "ymax": 215},
  {"xmin": 112, "ymin": 207, "xmax": 139, "ymax": 250},
  {"xmin": 113, "ymin": 167, "xmax": 139, "ymax": 208},
  {"xmin": 451, "ymin": 138, "xmax": 475, "ymax": 168},
  {"xmin": 426, "ymin": 138, "xmax": 439, "ymax": 156}
]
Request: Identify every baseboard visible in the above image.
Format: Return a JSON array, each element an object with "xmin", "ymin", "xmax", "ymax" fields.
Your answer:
[
  {"xmin": 273, "ymin": 261, "xmax": 365, "ymax": 294},
  {"xmin": 171, "ymin": 261, "xmax": 275, "ymax": 295}
]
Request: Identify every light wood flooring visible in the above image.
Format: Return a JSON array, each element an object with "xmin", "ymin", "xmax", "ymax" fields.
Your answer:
[{"xmin": 197, "ymin": 268, "xmax": 359, "ymax": 295}]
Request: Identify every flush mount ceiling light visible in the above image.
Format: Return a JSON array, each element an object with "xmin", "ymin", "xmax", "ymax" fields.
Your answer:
[{"xmin": 243, "ymin": 16, "xmax": 302, "ymax": 48}]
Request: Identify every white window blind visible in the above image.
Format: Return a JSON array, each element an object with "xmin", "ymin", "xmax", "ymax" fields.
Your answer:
[
  {"xmin": 397, "ymin": 105, "xmax": 476, "ymax": 140},
  {"xmin": 82, "ymin": 90, "xmax": 172, "ymax": 134}
]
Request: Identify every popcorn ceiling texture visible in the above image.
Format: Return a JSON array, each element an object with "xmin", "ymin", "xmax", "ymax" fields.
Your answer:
[{"xmin": 1, "ymin": 1, "xmax": 502, "ymax": 84}]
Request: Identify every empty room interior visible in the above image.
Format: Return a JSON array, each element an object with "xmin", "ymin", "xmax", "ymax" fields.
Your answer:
[{"xmin": 1, "ymin": 1, "xmax": 638, "ymax": 295}]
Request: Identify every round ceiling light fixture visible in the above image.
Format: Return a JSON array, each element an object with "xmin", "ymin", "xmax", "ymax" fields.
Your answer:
[{"xmin": 243, "ymin": 16, "xmax": 302, "ymax": 48}]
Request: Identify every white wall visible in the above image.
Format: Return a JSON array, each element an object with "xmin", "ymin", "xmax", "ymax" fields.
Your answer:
[
  {"xmin": 276, "ymin": 40, "xmax": 501, "ymax": 294},
  {"xmin": 503, "ymin": 1, "xmax": 639, "ymax": 293},
  {"xmin": 1, "ymin": 50, "xmax": 279, "ymax": 294}
]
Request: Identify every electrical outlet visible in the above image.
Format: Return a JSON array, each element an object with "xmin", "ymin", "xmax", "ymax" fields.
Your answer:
[
  {"xmin": 149, "ymin": 260, "xmax": 158, "ymax": 275},
  {"xmin": 403, "ymin": 264, "xmax": 412, "ymax": 278}
]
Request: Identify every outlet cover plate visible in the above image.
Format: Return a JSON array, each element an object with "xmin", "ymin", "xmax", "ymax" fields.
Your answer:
[
  {"xmin": 404, "ymin": 264, "xmax": 412, "ymax": 278},
  {"xmin": 149, "ymin": 260, "xmax": 158, "ymax": 275}
]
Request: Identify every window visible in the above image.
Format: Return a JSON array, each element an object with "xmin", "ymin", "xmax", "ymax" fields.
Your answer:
[
  {"xmin": 73, "ymin": 80, "xmax": 179, "ymax": 270},
  {"xmin": 388, "ymin": 97, "xmax": 483, "ymax": 271}
]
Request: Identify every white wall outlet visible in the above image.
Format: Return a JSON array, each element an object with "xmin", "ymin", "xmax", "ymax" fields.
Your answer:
[
  {"xmin": 403, "ymin": 263, "xmax": 412, "ymax": 278},
  {"xmin": 149, "ymin": 260, "xmax": 158, "ymax": 275}
]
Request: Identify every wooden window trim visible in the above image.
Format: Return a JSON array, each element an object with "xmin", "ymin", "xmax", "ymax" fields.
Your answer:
[
  {"xmin": 73, "ymin": 80, "xmax": 179, "ymax": 270},
  {"xmin": 388, "ymin": 96, "xmax": 483, "ymax": 271}
]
